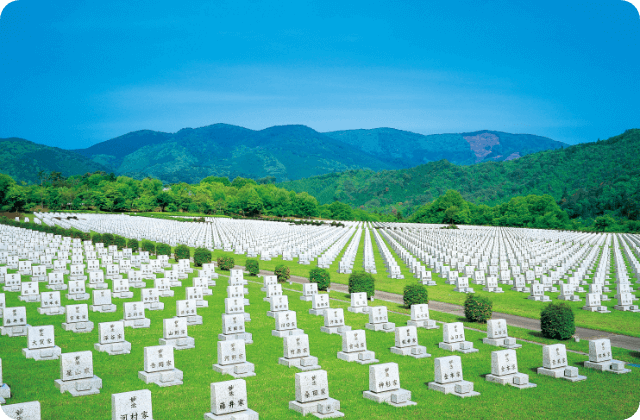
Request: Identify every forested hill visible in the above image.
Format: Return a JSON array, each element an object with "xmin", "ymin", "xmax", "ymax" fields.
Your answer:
[
  {"xmin": 0, "ymin": 138, "xmax": 110, "ymax": 183},
  {"xmin": 280, "ymin": 129, "xmax": 640, "ymax": 220}
]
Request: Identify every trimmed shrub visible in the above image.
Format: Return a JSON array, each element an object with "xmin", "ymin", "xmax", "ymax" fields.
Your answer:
[
  {"xmin": 174, "ymin": 244, "xmax": 190, "ymax": 261},
  {"xmin": 102, "ymin": 233, "xmax": 114, "ymax": 247},
  {"xmin": 464, "ymin": 294, "xmax": 493, "ymax": 323},
  {"xmin": 403, "ymin": 283, "xmax": 429, "ymax": 308},
  {"xmin": 80, "ymin": 232, "xmax": 91, "ymax": 241},
  {"xmin": 193, "ymin": 247, "xmax": 212, "ymax": 267},
  {"xmin": 348, "ymin": 271, "xmax": 375, "ymax": 299},
  {"xmin": 91, "ymin": 233, "xmax": 102, "ymax": 244},
  {"xmin": 309, "ymin": 267, "xmax": 330, "ymax": 291},
  {"xmin": 156, "ymin": 243, "xmax": 171, "ymax": 257},
  {"xmin": 274, "ymin": 265, "xmax": 291, "ymax": 282},
  {"xmin": 245, "ymin": 259, "xmax": 260, "ymax": 276},
  {"xmin": 127, "ymin": 238, "xmax": 139, "ymax": 253},
  {"xmin": 217, "ymin": 256, "xmax": 235, "ymax": 271},
  {"xmin": 114, "ymin": 235, "xmax": 127, "ymax": 250},
  {"xmin": 141, "ymin": 240, "xmax": 155, "ymax": 255},
  {"xmin": 541, "ymin": 302, "xmax": 575, "ymax": 340}
]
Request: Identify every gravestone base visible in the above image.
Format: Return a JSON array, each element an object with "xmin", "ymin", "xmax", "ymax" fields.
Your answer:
[
  {"xmin": 300, "ymin": 295, "xmax": 314, "ymax": 301},
  {"xmin": 159, "ymin": 290, "xmax": 175, "ymax": 298},
  {"xmin": 482, "ymin": 337, "xmax": 522, "ymax": 349},
  {"xmin": 47, "ymin": 284, "xmax": 68, "ymax": 291},
  {"xmin": 320, "ymin": 325, "xmax": 351, "ymax": 335},
  {"xmin": 69, "ymin": 276, "xmax": 88, "ymax": 282},
  {"xmin": 309, "ymin": 309, "xmax": 327, "ymax": 316},
  {"xmin": 61, "ymin": 321, "xmax": 94, "ymax": 333},
  {"xmin": 138, "ymin": 369, "xmax": 184, "ymax": 387},
  {"xmin": 584, "ymin": 360, "xmax": 631, "ymax": 374},
  {"xmin": 511, "ymin": 287, "xmax": 528, "ymax": 293},
  {"xmin": 170, "ymin": 280, "xmax": 183, "ymax": 287},
  {"xmin": 421, "ymin": 280, "xmax": 437, "ymax": 286},
  {"xmin": 537, "ymin": 366, "xmax": 587, "ymax": 382},
  {"xmin": 613, "ymin": 305, "xmax": 640, "ymax": 312},
  {"xmin": 54, "ymin": 376, "xmax": 102, "ymax": 396},
  {"xmin": 453, "ymin": 287, "xmax": 474, "ymax": 293},
  {"xmin": 542, "ymin": 286, "xmax": 559, "ymax": 293},
  {"xmin": 272, "ymin": 328, "xmax": 305, "ymax": 338},
  {"xmin": 218, "ymin": 333, "xmax": 253, "ymax": 344},
  {"xmin": 427, "ymin": 380, "xmax": 480, "ymax": 398},
  {"xmin": 87, "ymin": 283, "xmax": 108, "ymax": 290},
  {"xmin": 124, "ymin": 318, "xmax": 151, "ymax": 329},
  {"xmin": 18, "ymin": 295, "xmax": 41, "ymax": 303},
  {"xmin": 32, "ymin": 276, "xmax": 47, "ymax": 282},
  {"xmin": 438, "ymin": 341, "xmax": 478, "ymax": 354},
  {"xmin": 1, "ymin": 325, "xmax": 30, "ymax": 337},
  {"xmin": 486, "ymin": 373, "xmax": 537, "ymax": 389},
  {"xmin": 38, "ymin": 306, "xmax": 66, "ymax": 315},
  {"xmin": 0, "ymin": 383, "xmax": 10, "ymax": 404},
  {"xmin": 3, "ymin": 286, "xmax": 21, "ymax": 292},
  {"xmin": 242, "ymin": 313, "xmax": 251, "ymax": 322},
  {"xmin": 144, "ymin": 302, "xmax": 165, "ymax": 311},
  {"xmin": 337, "ymin": 350, "xmax": 378, "ymax": 365},
  {"xmin": 278, "ymin": 356, "xmax": 321, "ymax": 371},
  {"xmin": 195, "ymin": 300, "xmax": 209, "ymax": 308},
  {"xmin": 389, "ymin": 345, "xmax": 430, "ymax": 359},
  {"xmin": 141, "ymin": 275, "xmax": 156, "ymax": 280},
  {"xmin": 107, "ymin": 275, "xmax": 123, "ymax": 281},
  {"xmin": 179, "ymin": 315, "xmax": 203, "ymax": 326},
  {"xmin": 445, "ymin": 279, "xmax": 456, "ymax": 286},
  {"xmin": 159, "ymin": 336, "xmax": 195, "ymax": 350},
  {"xmin": 365, "ymin": 322, "xmax": 395, "ymax": 333},
  {"xmin": 407, "ymin": 319, "xmax": 439, "ymax": 330},
  {"xmin": 94, "ymin": 341, "xmax": 132, "ymax": 355},
  {"xmin": 558, "ymin": 295, "xmax": 580, "ymax": 302},
  {"xmin": 289, "ymin": 397, "xmax": 343, "ymax": 418},
  {"xmin": 482, "ymin": 287, "xmax": 504, "ymax": 293},
  {"xmin": 599, "ymin": 295, "xmax": 610, "ymax": 301},
  {"xmin": 66, "ymin": 293, "xmax": 90, "ymax": 301},
  {"xmin": 582, "ymin": 305, "xmax": 611, "ymax": 313},
  {"xmin": 23, "ymin": 346, "xmax": 61, "ymax": 361},
  {"xmin": 90, "ymin": 304, "xmax": 117, "ymax": 313},
  {"xmin": 347, "ymin": 307, "xmax": 370, "ymax": 314},
  {"xmin": 204, "ymin": 408, "xmax": 259, "ymax": 420},
  {"xmin": 266, "ymin": 311, "xmax": 287, "ymax": 318},
  {"xmin": 112, "ymin": 292, "xmax": 134, "ymax": 299},
  {"xmin": 363, "ymin": 389, "xmax": 416, "ymax": 407},
  {"xmin": 527, "ymin": 295, "xmax": 551, "ymax": 302},
  {"xmin": 208, "ymin": 279, "xmax": 217, "ymax": 286},
  {"xmin": 212, "ymin": 362, "xmax": 256, "ymax": 378},
  {"xmin": 129, "ymin": 281, "xmax": 146, "ymax": 289}
]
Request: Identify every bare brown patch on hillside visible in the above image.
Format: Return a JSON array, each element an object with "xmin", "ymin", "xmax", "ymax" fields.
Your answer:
[{"xmin": 464, "ymin": 133, "xmax": 500, "ymax": 162}]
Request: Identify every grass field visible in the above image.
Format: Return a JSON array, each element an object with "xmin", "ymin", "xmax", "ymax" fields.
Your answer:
[{"xmin": 1, "ymin": 256, "xmax": 639, "ymax": 420}]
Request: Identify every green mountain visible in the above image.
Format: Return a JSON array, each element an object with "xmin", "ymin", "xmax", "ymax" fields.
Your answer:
[
  {"xmin": 280, "ymin": 129, "xmax": 640, "ymax": 220},
  {"xmin": 0, "ymin": 138, "xmax": 110, "ymax": 183},
  {"xmin": 323, "ymin": 128, "xmax": 566, "ymax": 167}
]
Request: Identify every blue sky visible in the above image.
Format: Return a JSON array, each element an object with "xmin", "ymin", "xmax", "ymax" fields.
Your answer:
[{"xmin": 0, "ymin": 0, "xmax": 638, "ymax": 148}]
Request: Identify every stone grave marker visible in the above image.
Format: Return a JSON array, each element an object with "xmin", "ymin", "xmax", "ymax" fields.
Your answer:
[
  {"xmin": 47, "ymin": 272, "xmax": 67, "ymax": 291},
  {"xmin": 176, "ymin": 299, "xmax": 202, "ymax": 325},
  {"xmin": 54, "ymin": 350, "xmax": 102, "ymax": 396},
  {"xmin": 159, "ymin": 317, "xmax": 194, "ymax": 350},
  {"xmin": 95, "ymin": 321, "xmax": 131, "ymax": 355},
  {"xmin": 23, "ymin": 325, "xmax": 61, "ymax": 361},
  {"xmin": 365, "ymin": 306, "xmax": 395, "ymax": 333},
  {"xmin": 127, "ymin": 269, "xmax": 145, "ymax": 289},
  {"xmin": 407, "ymin": 304, "xmax": 438, "ymax": 330},
  {"xmin": 88, "ymin": 270, "xmax": 108, "ymax": 289},
  {"xmin": 289, "ymin": 370, "xmax": 343, "ymax": 418},
  {"xmin": 279, "ymin": 334, "xmax": 321, "ymax": 371},
  {"xmin": 1, "ymin": 401, "xmax": 41, "ymax": 419},
  {"xmin": 0, "ymin": 358, "xmax": 9, "ymax": 403},
  {"xmin": 482, "ymin": 319, "xmax": 521, "ymax": 349},
  {"xmin": 582, "ymin": 293, "xmax": 611, "ymax": 313},
  {"xmin": 483, "ymin": 276, "xmax": 503, "ymax": 293},
  {"xmin": 362, "ymin": 362, "xmax": 416, "ymax": 407},
  {"xmin": 4, "ymin": 273, "xmax": 21, "ymax": 292},
  {"xmin": 123, "ymin": 302, "xmax": 151, "ymax": 328},
  {"xmin": 1, "ymin": 306, "xmax": 29, "ymax": 337},
  {"xmin": 112, "ymin": 389, "xmax": 153, "ymax": 420},
  {"xmin": 267, "ymin": 295, "xmax": 289, "ymax": 318},
  {"xmin": 320, "ymin": 308, "xmax": 351, "ymax": 335},
  {"xmin": 527, "ymin": 282, "xmax": 551, "ymax": 302},
  {"xmin": 273, "ymin": 310, "xmax": 304, "ymax": 337},
  {"xmin": 347, "ymin": 292, "xmax": 370, "ymax": 314},
  {"xmin": 228, "ymin": 285, "xmax": 250, "ymax": 306},
  {"xmin": 263, "ymin": 283, "xmax": 282, "ymax": 301},
  {"xmin": 142, "ymin": 288, "xmax": 164, "ymax": 311},
  {"xmin": 309, "ymin": 293, "xmax": 330, "ymax": 316},
  {"xmin": 453, "ymin": 276, "xmax": 474, "ymax": 293},
  {"xmin": 112, "ymin": 279, "xmax": 134, "ymax": 299},
  {"xmin": 438, "ymin": 322, "xmax": 478, "ymax": 353},
  {"xmin": 186, "ymin": 286, "xmax": 208, "ymax": 308},
  {"xmin": 19, "ymin": 281, "xmax": 41, "ymax": 303},
  {"xmin": 225, "ymin": 297, "xmax": 250, "ymax": 322},
  {"xmin": 193, "ymin": 277, "xmax": 213, "ymax": 296},
  {"xmin": 337, "ymin": 329, "xmax": 378, "ymax": 364},
  {"xmin": 66, "ymin": 280, "xmax": 90, "ymax": 301},
  {"xmin": 584, "ymin": 338, "xmax": 631, "ymax": 374},
  {"xmin": 536, "ymin": 344, "xmax": 586, "ymax": 382},
  {"xmin": 90, "ymin": 289, "xmax": 117, "ymax": 313},
  {"xmin": 205, "ymin": 379, "xmax": 259, "ymax": 420},
  {"xmin": 62, "ymin": 304, "xmax": 94, "ymax": 333},
  {"xmin": 38, "ymin": 291, "xmax": 65, "ymax": 315},
  {"xmin": 30, "ymin": 265, "xmax": 47, "ymax": 282},
  {"xmin": 219, "ymin": 314, "xmax": 252, "ymax": 344},
  {"xmin": 301, "ymin": 282, "xmax": 318, "ymax": 302},
  {"xmin": 138, "ymin": 345, "xmax": 183, "ymax": 387},
  {"xmin": 427, "ymin": 355, "xmax": 479, "ymax": 398},
  {"xmin": 613, "ymin": 292, "xmax": 640, "ymax": 312},
  {"xmin": 389, "ymin": 326, "xmax": 430, "ymax": 358},
  {"xmin": 0, "ymin": 293, "xmax": 4, "ymax": 317},
  {"xmin": 212, "ymin": 339, "xmax": 255, "ymax": 378},
  {"xmin": 485, "ymin": 349, "xmax": 536, "ymax": 389}
]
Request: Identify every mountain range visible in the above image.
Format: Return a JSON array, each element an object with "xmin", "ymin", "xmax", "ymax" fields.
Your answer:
[{"xmin": 0, "ymin": 124, "xmax": 566, "ymax": 184}]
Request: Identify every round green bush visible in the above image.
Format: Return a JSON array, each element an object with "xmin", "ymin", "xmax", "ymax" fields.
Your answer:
[
  {"xmin": 102, "ymin": 233, "xmax": 114, "ymax": 247},
  {"xmin": 541, "ymin": 302, "xmax": 575, "ymax": 340},
  {"xmin": 403, "ymin": 283, "xmax": 429, "ymax": 308},
  {"xmin": 127, "ymin": 238, "xmax": 139, "ymax": 253},
  {"xmin": 464, "ymin": 294, "xmax": 493, "ymax": 323},
  {"xmin": 91, "ymin": 233, "xmax": 103, "ymax": 244},
  {"xmin": 193, "ymin": 247, "xmax": 212, "ymax": 267},
  {"xmin": 245, "ymin": 259, "xmax": 260, "ymax": 276},
  {"xmin": 348, "ymin": 271, "xmax": 375, "ymax": 299},
  {"xmin": 114, "ymin": 235, "xmax": 127, "ymax": 250},
  {"xmin": 174, "ymin": 244, "xmax": 190, "ymax": 261},
  {"xmin": 141, "ymin": 240, "xmax": 155, "ymax": 255},
  {"xmin": 217, "ymin": 256, "xmax": 235, "ymax": 271},
  {"xmin": 156, "ymin": 243, "xmax": 171, "ymax": 257},
  {"xmin": 274, "ymin": 265, "xmax": 291, "ymax": 282},
  {"xmin": 309, "ymin": 267, "xmax": 330, "ymax": 291}
]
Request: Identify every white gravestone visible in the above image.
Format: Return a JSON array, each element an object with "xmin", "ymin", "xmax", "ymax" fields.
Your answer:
[
  {"xmin": 176, "ymin": 299, "xmax": 202, "ymax": 325},
  {"xmin": 205, "ymin": 379, "xmax": 259, "ymax": 420},
  {"xmin": 407, "ymin": 304, "xmax": 438, "ymax": 330},
  {"xmin": 90, "ymin": 289, "xmax": 117, "ymax": 313},
  {"xmin": 301, "ymin": 282, "xmax": 319, "ymax": 302},
  {"xmin": 613, "ymin": 292, "xmax": 640, "ymax": 312},
  {"xmin": 228, "ymin": 285, "xmax": 250, "ymax": 306},
  {"xmin": 273, "ymin": 310, "xmax": 304, "ymax": 337},
  {"xmin": 23, "ymin": 325, "xmax": 61, "ymax": 361},
  {"xmin": 263, "ymin": 283, "xmax": 282, "ymax": 302},
  {"xmin": 38, "ymin": 291, "xmax": 65, "ymax": 315},
  {"xmin": 127, "ymin": 269, "xmax": 145, "ymax": 289},
  {"xmin": 347, "ymin": 292, "xmax": 370, "ymax": 314},
  {"xmin": 219, "ymin": 314, "xmax": 253, "ymax": 344},
  {"xmin": 212, "ymin": 339, "xmax": 256, "ymax": 378},
  {"xmin": 54, "ymin": 351, "xmax": 102, "ymax": 396},
  {"xmin": 289, "ymin": 370, "xmax": 344, "ymax": 418},
  {"xmin": 527, "ymin": 282, "xmax": 551, "ymax": 302},
  {"xmin": 486, "ymin": 349, "xmax": 536, "ymax": 389},
  {"xmin": 320, "ymin": 308, "xmax": 351, "ymax": 335},
  {"xmin": 453, "ymin": 276, "xmax": 474, "ymax": 293},
  {"xmin": 582, "ymin": 293, "xmax": 610, "ymax": 313},
  {"xmin": 482, "ymin": 319, "xmax": 521, "ymax": 349},
  {"xmin": 362, "ymin": 362, "xmax": 416, "ymax": 407},
  {"xmin": 62, "ymin": 304, "xmax": 94, "ymax": 333},
  {"xmin": 427, "ymin": 355, "xmax": 480, "ymax": 398},
  {"xmin": 193, "ymin": 277, "xmax": 213, "ymax": 296},
  {"xmin": 1, "ymin": 306, "xmax": 30, "ymax": 337},
  {"xmin": 279, "ymin": 334, "xmax": 321, "ymax": 371},
  {"xmin": 123, "ymin": 302, "xmax": 151, "ymax": 329},
  {"xmin": 138, "ymin": 345, "xmax": 184, "ymax": 387},
  {"xmin": 66, "ymin": 280, "xmax": 90, "ymax": 301},
  {"xmin": 337, "ymin": 329, "xmax": 378, "ymax": 364},
  {"xmin": 309, "ymin": 294, "xmax": 330, "ymax": 316},
  {"xmin": 225, "ymin": 297, "xmax": 251, "ymax": 322},
  {"xmin": 536, "ymin": 344, "xmax": 587, "ymax": 382},
  {"xmin": 142, "ymin": 288, "xmax": 164, "ymax": 311},
  {"xmin": 3, "ymin": 273, "xmax": 21, "ymax": 292},
  {"xmin": 438, "ymin": 322, "xmax": 478, "ymax": 353},
  {"xmin": 159, "ymin": 317, "xmax": 194, "ymax": 350},
  {"xmin": 584, "ymin": 338, "xmax": 631, "ymax": 374},
  {"xmin": 88, "ymin": 270, "xmax": 108, "ymax": 289},
  {"xmin": 483, "ymin": 276, "xmax": 504, "ymax": 293},
  {"xmin": 365, "ymin": 306, "xmax": 395, "ymax": 333},
  {"xmin": 390, "ymin": 326, "xmax": 430, "ymax": 358},
  {"xmin": 186, "ymin": 286, "xmax": 209, "ymax": 308},
  {"xmin": 47, "ymin": 272, "xmax": 67, "ymax": 291},
  {"xmin": 112, "ymin": 389, "xmax": 154, "ymax": 420},
  {"xmin": 112, "ymin": 279, "xmax": 134, "ymax": 299},
  {"xmin": 95, "ymin": 321, "xmax": 132, "ymax": 355},
  {"xmin": 1, "ymin": 401, "xmax": 41, "ymax": 420},
  {"xmin": 267, "ymin": 295, "xmax": 289, "ymax": 318},
  {"xmin": 0, "ymin": 293, "xmax": 4, "ymax": 317},
  {"xmin": 261, "ymin": 275, "xmax": 278, "ymax": 292}
]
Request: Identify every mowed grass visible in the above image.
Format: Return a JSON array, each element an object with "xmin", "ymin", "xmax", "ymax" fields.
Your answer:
[{"xmin": 1, "ymin": 258, "xmax": 639, "ymax": 420}]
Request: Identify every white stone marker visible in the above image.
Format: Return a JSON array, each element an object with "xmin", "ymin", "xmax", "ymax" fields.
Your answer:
[
  {"xmin": 1, "ymin": 306, "xmax": 30, "ymax": 337},
  {"xmin": 365, "ymin": 306, "xmax": 395, "ymax": 333},
  {"xmin": 112, "ymin": 389, "xmax": 154, "ymax": 420},
  {"xmin": 90, "ymin": 289, "xmax": 117, "ymax": 313},
  {"xmin": 47, "ymin": 272, "xmax": 67, "ymax": 291},
  {"xmin": 347, "ymin": 292, "xmax": 370, "ymax": 314},
  {"xmin": 289, "ymin": 370, "xmax": 344, "ymax": 418},
  {"xmin": 219, "ymin": 314, "xmax": 253, "ymax": 344},
  {"xmin": 205, "ymin": 379, "xmax": 259, "ymax": 420},
  {"xmin": 582, "ymin": 293, "xmax": 611, "ymax": 313},
  {"xmin": 485, "ymin": 349, "xmax": 536, "ymax": 389},
  {"xmin": 1, "ymin": 401, "xmax": 41, "ymax": 419},
  {"xmin": 337, "ymin": 329, "xmax": 378, "ymax": 364},
  {"xmin": 88, "ymin": 270, "xmax": 108, "ymax": 289},
  {"xmin": 159, "ymin": 317, "xmax": 194, "ymax": 350},
  {"xmin": 212, "ymin": 339, "xmax": 255, "ymax": 378},
  {"xmin": 584, "ymin": 338, "xmax": 631, "ymax": 374},
  {"xmin": 279, "ymin": 334, "xmax": 321, "ymax": 371},
  {"xmin": 139, "ymin": 345, "xmax": 183, "ymax": 387},
  {"xmin": 482, "ymin": 319, "xmax": 521, "ymax": 349},
  {"xmin": 0, "ymin": 358, "xmax": 9, "ymax": 403},
  {"xmin": 428, "ymin": 355, "xmax": 480, "ymax": 398},
  {"xmin": 321, "ymin": 308, "xmax": 351, "ymax": 335},
  {"xmin": 38, "ymin": 291, "xmax": 65, "ymax": 315},
  {"xmin": 55, "ymin": 350, "xmax": 102, "ymax": 396},
  {"xmin": 23, "ymin": 325, "xmax": 61, "ymax": 361},
  {"xmin": 390, "ymin": 326, "xmax": 430, "ymax": 358},
  {"xmin": 95, "ymin": 321, "xmax": 132, "ymax": 355},
  {"xmin": 301, "ymin": 282, "xmax": 319, "ymax": 301},
  {"xmin": 112, "ymin": 279, "xmax": 134, "ymax": 299},
  {"xmin": 127, "ymin": 269, "xmax": 145, "ymax": 288},
  {"xmin": 363, "ymin": 362, "xmax": 416, "ymax": 407},
  {"xmin": 261, "ymin": 275, "xmax": 278, "ymax": 292},
  {"xmin": 420, "ymin": 270, "xmax": 437, "ymax": 286},
  {"xmin": 123, "ymin": 302, "xmax": 151, "ymax": 328},
  {"xmin": 407, "ymin": 304, "xmax": 438, "ymax": 330},
  {"xmin": 186, "ymin": 286, "xmax": 209, "ymax": 308},
  {"xmin": 613, "ymin": 292, "xmax": 640, "ymax": 312},
  {"xmin": 62, "ymin": 304, "xmax": 94, "ymax": 333},
  {"xmin": 225, "ymin": 297, "xmax": 250, "ymax": 322},
  {"xmin": 558, "ymin": 283, "xmax": 581, "ymax": 302},
  {"xmin": 263, "ymin": 283, "xmax": 282, "ymax": 301},
  {"xmin": 273, "ymin": 310, "xmax": 304, "ymax": 337},
  {"xmin": 0, "ymin": 293, "xmax": 4, "ymax": 317},
  {"xmin": 142, "ymin": 288, "xmax": 164, "ymax": 311},
  {"xmin": 438, "ymin": 322, "xmax": 478, "ymax": 353},
  {"xmin": 228, "ymin": 285, "xmax": 250, "ymax": 306},
  {"xmin": 66, "ymin": 280, "xmax": 90, "ymax": 301},
  {"xmin": 536, "ymin": 344, "xmax": 586, "ymax": 382},
  {"xmin": 309, "ymin": 293, "xmax": 330, "ymax": 316},
  {"xmin": 193, "ymin": 277, "xmax": 213, "ymax": 296},
  {"xmin": 527, "ymin": 282, "xmax": 551, "ymax": 302},
  {"xmin": 176, "ymin": 299, "xmax": 203, "ymax": 325},
  {"xmin": 483, "ymin": 276, "xmax": 504, "ymax": 293},
  {"xmin": 4, "ymin": 273, "xmax": 21, "ymax": 292},
  {"xmin": 453, "ymin": 276, "xmax": 474, "ymax": 293},
  {"xmin": 267, "ymin": 295, "xmax": 289, "ymax": 318}
]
